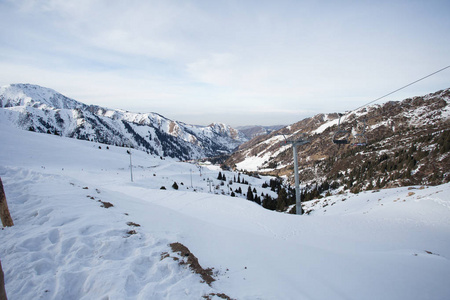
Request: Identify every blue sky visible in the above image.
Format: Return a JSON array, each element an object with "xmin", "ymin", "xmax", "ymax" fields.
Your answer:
[{"xmin": 0, "ymin": 0, "xmax": 449, "ymax": 126}]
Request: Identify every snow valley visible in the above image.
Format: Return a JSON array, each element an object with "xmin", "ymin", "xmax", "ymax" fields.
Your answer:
[{"xmin": 1, "ymin": 117, "xmax": 450, "ymax": 299}]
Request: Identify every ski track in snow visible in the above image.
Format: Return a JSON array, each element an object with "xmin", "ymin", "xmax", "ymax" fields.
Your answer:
[{"xmin": 0, "ymin": 166, "xmax": 220, "ymax": 300}]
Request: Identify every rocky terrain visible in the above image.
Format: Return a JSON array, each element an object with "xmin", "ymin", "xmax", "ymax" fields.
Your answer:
[{"xmin": 226, "ymin": 88, "xmax": 450, "ymax": 193}]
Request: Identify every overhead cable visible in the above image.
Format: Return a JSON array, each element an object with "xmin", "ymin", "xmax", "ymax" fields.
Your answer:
[{"xmin": 352, "ymin": 65, "xmax": 450, "ymax": 112}]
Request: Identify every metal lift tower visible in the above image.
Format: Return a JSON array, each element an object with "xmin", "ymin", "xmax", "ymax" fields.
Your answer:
[{"xmin": 283, "ymin": 134, "xmax": 309, "ymax": 215}]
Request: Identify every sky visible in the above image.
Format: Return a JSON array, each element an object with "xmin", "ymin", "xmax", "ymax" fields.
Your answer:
[{"xmin": 0, "ymin": 0, "xmax": 449, "ymax": 127}]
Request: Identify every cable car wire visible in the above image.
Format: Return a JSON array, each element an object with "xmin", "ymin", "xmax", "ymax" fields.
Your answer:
[
  {"xmin": 353, "ymin": 65, "xmax": 450, "ymax": 112},
  {"xmin": 332, "ymin": 65, "xmax": 450, "ymax": 146}
]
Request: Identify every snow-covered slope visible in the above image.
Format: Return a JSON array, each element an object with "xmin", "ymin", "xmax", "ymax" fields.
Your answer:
[
  {"xmin": 0, "ymin": 83, "xmax": 85, "ymax": 109},
  {"xmin": 0, "ymin": 83, "xmax": 248, "ymax": 160},
  {"xmin": 1, "ymin": 122, "xmax": 450, "ymax": 300}
]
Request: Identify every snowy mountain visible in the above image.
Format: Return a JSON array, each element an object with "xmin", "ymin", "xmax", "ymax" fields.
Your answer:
[
  {"xmin": 1, "ymin": 122, "xmax": 450, "ymax": 300},
  {"xmin": 227, "ymin": 88, "xmax": 450, "ymax": 191},
  {"xmin": 0, "ymin": 83, "xmax": 248, "ymax": 160}
]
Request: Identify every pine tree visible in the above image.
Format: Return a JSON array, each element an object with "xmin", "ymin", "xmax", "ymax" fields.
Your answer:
[
  {"xmin": 262, "ymin": 194, "xmax": 276, "ymax": 210},
  {"xmin": 276, "ymin": 188, "xmax": 288, "ymax": 211},
  {"xmin": 247, "ymin": 186, "xmax": 254, "ymax": 201},
  {"xmin": 172, "ymin": 182, "xmax": 179, "ymax": 190}
]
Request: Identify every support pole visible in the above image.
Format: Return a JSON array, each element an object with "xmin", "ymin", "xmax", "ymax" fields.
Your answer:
[
  {"xmin": 0, "ymin": 177, "xmax": 14, "ymax": 227},
  {"xmin": 281, "ymin": 134, "xmax": 309, "ymax": 215},
  {"xmin": 0, "ymin": 259, "xmax": 7, "ymax": 300},
  {"xmin": 127, "ymin": 150, "xmax": 133, "ymax": 182},
  {"xmin": 292, "ymin": 144, "xmax": 302, "ymax": 215},
  {"xmin": 207, "ymin": 178, "xmax": 212, "ymax": 193}
]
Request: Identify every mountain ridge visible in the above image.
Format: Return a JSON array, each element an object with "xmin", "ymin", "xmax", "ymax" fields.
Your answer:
[
  {"xmin": 226, "ymin": 87, "xmax": 450, "ymax": 192},
  {"xmin": 0, "ymin": 83, "xmax": 249, "ymax": 160}
]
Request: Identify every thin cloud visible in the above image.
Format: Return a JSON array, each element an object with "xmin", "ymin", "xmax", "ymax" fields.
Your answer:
[{"xmin": 1, "ymin": 0, "xmax": 449, "ymax": 126}]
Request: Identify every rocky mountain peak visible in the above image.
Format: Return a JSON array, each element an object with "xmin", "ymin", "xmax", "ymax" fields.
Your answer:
[{"xmin": 0, "ymin": 83, "xmax": 249, "ymax": 160}]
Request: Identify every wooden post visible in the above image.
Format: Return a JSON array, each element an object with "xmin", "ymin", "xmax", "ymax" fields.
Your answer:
[
  {"xmin": 0, "ymin": 260, "xmax": 7, "ymax": 300},
  {"xmin": 0, "ymin": 178, "xmax": 14, "ymax": 227}
]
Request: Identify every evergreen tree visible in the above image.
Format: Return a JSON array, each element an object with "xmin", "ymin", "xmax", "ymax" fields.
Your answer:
[
  {"xmin": 247, "ymin": 186, "xmax": 254, "ymax": 201},
  {"xmin": 262, "ymin": 194, "xmax": 276, "ymax": 210},
  {"xmin": 276, "ymin": 188, "xmax": 288, "ymax": 211}
]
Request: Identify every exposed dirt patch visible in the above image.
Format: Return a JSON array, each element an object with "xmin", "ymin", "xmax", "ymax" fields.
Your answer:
[
  {"xmin": 126, "ymin": 221, "xmax": 141, "ymax": 227},
  {"xmin": 202, "ymin": 292, "xmax": 235, "ymax": 300},
  {"xmin": 99, "ymin": 200, "xmax": 114, "ymax": 208},
  {"xmin": 169, "ymin": 242, "xmax": 215, "ymax": 286},
  {"xmin": 160, "ymin": 252, "xmax": 170, "ymax": 260},
  {"xmin": 125, "ymin": 229, "xmax": 137, "ymax": 236}
]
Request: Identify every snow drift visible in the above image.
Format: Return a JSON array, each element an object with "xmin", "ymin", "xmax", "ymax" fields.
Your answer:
[{"xmin": 1, "ymin": 123, "xmax": 450, "ymax": 299}]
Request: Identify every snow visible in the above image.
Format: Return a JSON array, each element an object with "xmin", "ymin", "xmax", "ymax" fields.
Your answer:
[
  {"xmin": 312, "ymin": 117, "xmax": 339, "ymax": 134},
  {"xmin": 0, "ymin": 84, "xmax": 249, "ymax": 161},
  {"xmin": 1, "ymin": 124, "xmax": 450, "ymax": 300},
  {"xmin": 236, "ymin": 135, "xmax": 290, "ymax": 171},
  {"xmin": 235, "ymin": 155, "xmax": 268, "ymax": 172}
]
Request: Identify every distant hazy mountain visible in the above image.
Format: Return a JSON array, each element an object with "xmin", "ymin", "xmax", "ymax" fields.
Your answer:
[
  {"xmin": 236, "ymin": 125, "xmax": 285, "ymax": 140},
  {"xmin": 0, "ymin": 83, "xmax": 248, "ymax": 160}
]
